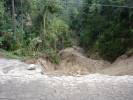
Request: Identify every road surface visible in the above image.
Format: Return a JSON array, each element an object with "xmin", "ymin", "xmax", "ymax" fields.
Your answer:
[{"xmin": 0, "ymin": 58, "xmax": 133, "ymax": 100}]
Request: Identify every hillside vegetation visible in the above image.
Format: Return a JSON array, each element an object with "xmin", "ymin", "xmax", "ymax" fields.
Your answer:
[{"xmin": 0, "ymin": 0, "xmax": 133, "ymax": 64}]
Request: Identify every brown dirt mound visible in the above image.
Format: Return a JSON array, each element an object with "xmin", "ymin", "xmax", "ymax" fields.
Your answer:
[
  {"xmin": 0, "ymin": 52, "xmax": 5, "ymax": 58},
  {"xmin": 99, "ymin": 55, "xmax": 133, "ymax": 76},
  {"xmin": 57, "ymin": 47, "xmax": 110, "ymax": 75},
  {"xmin": 24, "ymin": 47, "xmax": 133, "ymax": 75},
  {"xmin": 24, "ymin": 47, "xmax": 110, "ymax": 75}
]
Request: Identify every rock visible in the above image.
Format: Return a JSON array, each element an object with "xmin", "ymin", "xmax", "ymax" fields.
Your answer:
[{"xmin": 27, "ymin": 64, "xmax": 36, "ymax": 70}]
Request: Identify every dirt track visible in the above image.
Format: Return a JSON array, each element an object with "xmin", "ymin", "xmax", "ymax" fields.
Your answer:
[
  {"xmin": 0, "ymin": 58, "xmax": 133, "ymax": 100},
  {"xmin": 0, "ymin": 74, "xmax": 133, "ymax": 100}
]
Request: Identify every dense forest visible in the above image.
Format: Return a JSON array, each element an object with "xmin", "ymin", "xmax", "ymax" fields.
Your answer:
[{"xmin": 0, "ymin": 0, "xmax": 133, "ymax": 63}]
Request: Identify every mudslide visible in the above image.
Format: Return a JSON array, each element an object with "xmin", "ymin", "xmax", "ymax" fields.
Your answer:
[{"xmin": 0, "ymin": 58, "xmax": 133, "ymax": 100}]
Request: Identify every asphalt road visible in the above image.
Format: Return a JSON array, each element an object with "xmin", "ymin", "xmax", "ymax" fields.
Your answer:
[{"xmin": 0, "ymin": 59, "xmax": 133, "ymax": 100}]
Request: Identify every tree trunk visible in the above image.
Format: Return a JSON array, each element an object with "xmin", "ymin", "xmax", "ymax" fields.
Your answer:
[
  {"xmin": 11, "ymin": 0, "xmax": 16, "ymax": 32},
  {"xmin": 21, "ymin": 0, "xmax": 23, "ymax": 31},
  {"xmin": 41, "ymin": 8, "xmax": 48, "ymax": 48}
]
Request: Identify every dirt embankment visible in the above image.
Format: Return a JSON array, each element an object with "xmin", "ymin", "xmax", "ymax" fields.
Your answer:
[
  {"xmin": 99, "ymin": 55, "xmax": 133, "ymax": 75},
  {"xmin": 57, "ymin": 47, "xmax": 110, "ymax": 75},
  {"xmin": 25, "ymin": 47, "xmax": 133, "ymax": 76}
]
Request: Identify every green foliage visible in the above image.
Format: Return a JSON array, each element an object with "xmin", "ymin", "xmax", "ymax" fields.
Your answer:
[
  {"xmin": 0, "ymin": 0, "xmax": 74, "ymax": 63},
  {"xmin": 80, "ymin": 15, "xmax": 107, "ymax": 49},
  {"xmin": 77, "ymin": 0, "xmax": 133, "ymax": 61},
  {"xmin": 97, "ymin": 31, "xmax": 127, "ymax": 61},
  {"xmin": 1, "ymin": 0, "xmax": 133, "ymax": 63},
  {"xmin": 97, "ymin": 22, "xmax": 133, "ymax": 61},
  {"xmin": 0, "ymin": 0, "xmax": 5, "ymax": 29},
  {"xmin": 0, "ymin": 49, "xmax": 22, "ymax": 59},
  {"xmin": 48, "ymin": 18, "xmax": 73, "ymax": 49},
  {"xmin": 0, "ymin": 0, "xmax": 5, "ymax": 18},
  {"xmin": 44, "ymin": 48, "xmax": 60, "ymax": 64}
]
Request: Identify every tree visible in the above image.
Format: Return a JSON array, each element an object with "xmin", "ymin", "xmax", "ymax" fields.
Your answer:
[
  {"xmin": 11, "ymin": 0, "xmax": 16, "ymax": 32},
  {"xmin": 0, "ymin": 0, "xmax": 5, "ymax": 29},
  {"xmin": 77, "ymin": 0, "xmax": 133, "ymax": 61},
  {"xmin": 32, "ymin": 0, "xmax": 62, "ymax": 48}
]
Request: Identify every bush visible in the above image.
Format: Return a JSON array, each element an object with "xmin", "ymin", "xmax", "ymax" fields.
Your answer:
[
  {"xmin": 44, "ymin": 49, "xmax": 60, "ymax": 64},
  {"xmin": 97, "ymin": 33, "xmax": 127, "ymax": 61},
  {"xmin": 97, "ymin": 24, "xmax": 132, "ymax": 61},
  {"xmin": 1, "ymin": 32, "xmax": 23, "ymax": 51}
]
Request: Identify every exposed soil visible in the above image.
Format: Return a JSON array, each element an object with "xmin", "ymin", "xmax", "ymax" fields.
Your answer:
[
  {"xmin": 24, "ymin": 47, "xmax": 133, "ymax": 76},
  {"xmin": 0, "ymin": 52, "xmax": 4, "ymax": 58},
  {"xmin": 99, "ymin": 55, "xmax": 133, "ymax": 75},
  {"xmin": 0, "ymin": 49, "xmax": 133, "ymax": 100}
]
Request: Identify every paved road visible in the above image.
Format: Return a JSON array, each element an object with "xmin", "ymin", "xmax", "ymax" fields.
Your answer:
[{"xmin": 0, "ymin": 59, "xmax": 133, "ymax": 100}]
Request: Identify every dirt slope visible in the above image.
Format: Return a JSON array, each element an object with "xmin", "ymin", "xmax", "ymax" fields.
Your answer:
[
  {"xmin": 57, "ymin": 47, "xmax": 110, "ymax": 75},
  {"xmin": 59, "ymin": 47, "xmax": 133, "ymax": 75},
  {"xmin": 0, "ymin": 53, "xmax": 133, "ymax": 100},
  {"xmin": 24, "ymin": 47, "xmax": 133, "ymax": 75},
  {"xmin": 99, "ymin": 55, "xmax": 133, "ymax": 75},
  {"xmin": 26, "ymin": 47, "xmax": 110, "ymax": 75}
]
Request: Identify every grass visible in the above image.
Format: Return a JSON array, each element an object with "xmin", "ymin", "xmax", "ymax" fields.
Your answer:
[{"xmin": 0, "ymin": 49, "xmax": 23, "ymax": 60}]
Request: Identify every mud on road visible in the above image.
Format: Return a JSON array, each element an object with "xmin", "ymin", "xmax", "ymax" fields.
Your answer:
[{"xmin": 0, "ymin": 58, "xmax": 133, "ymax": 100}]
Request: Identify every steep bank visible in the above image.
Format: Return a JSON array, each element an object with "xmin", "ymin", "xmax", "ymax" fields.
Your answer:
[
  {"xmin": 24, "ymin": 47, "xmax": 133, "ymax": 75},
  {"xmin": 99, "ymin": 55, "xmax": 133, "ymax": 75},
  {"xmin": 0, "ymin": 58, "xmax": 133, "ymax": 100}
]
